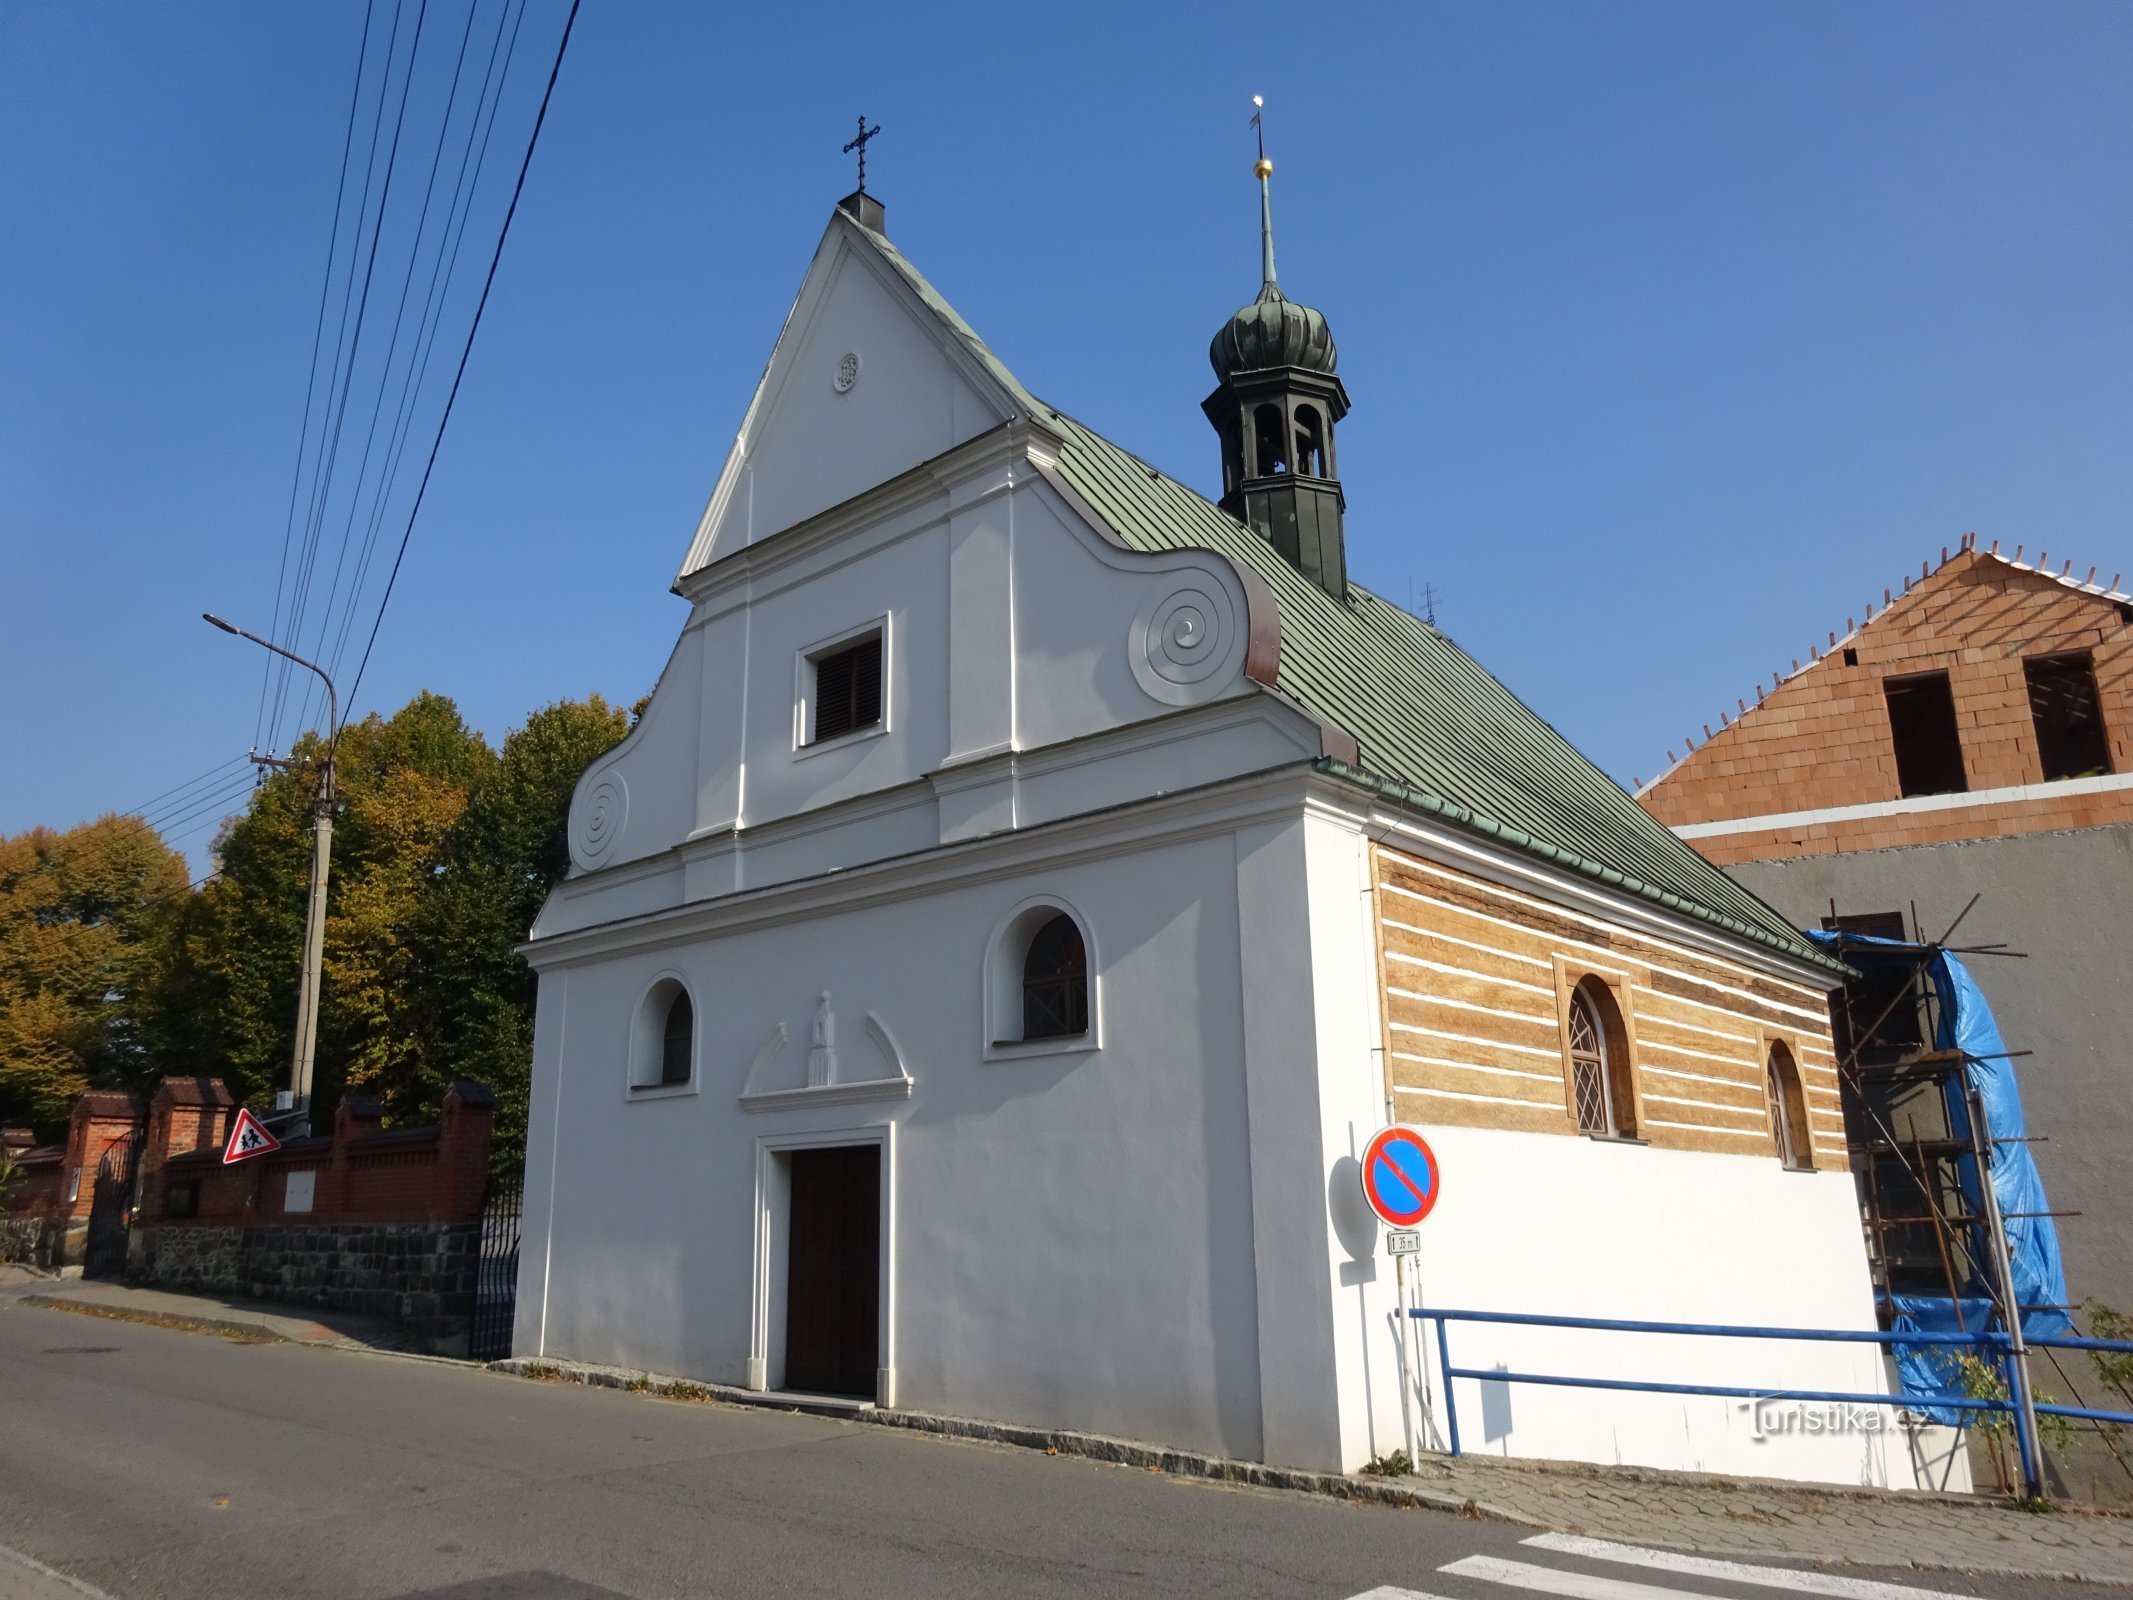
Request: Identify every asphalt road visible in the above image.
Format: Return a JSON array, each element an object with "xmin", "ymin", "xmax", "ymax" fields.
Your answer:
[{"xmin": 0, "ymin": 1299, "xmax": 2113, "ymax": 1600}]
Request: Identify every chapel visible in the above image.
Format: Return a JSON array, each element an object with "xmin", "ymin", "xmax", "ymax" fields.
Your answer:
[{"xmin": 515, "ymin": 140, "xmax": 1938, "ymax": 1486}]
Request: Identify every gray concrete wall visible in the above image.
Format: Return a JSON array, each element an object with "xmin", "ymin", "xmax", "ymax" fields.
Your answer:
[{"xmin": 1727, "ymin": 824, "xmax": 2132, "ymax": 1318}]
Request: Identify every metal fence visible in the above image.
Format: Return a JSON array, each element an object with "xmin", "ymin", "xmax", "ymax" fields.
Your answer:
[
  {"xmin": 468, "ymin": 1173, "xmax": 522, "ymax": 1363},
  {"xmin": 1410, "ymin": 1305, "xmax": 2133, "ymax": 1495},
  {"xmin": 84, "ymin": 1132, "xmax": 143, "ymax": 1279}
]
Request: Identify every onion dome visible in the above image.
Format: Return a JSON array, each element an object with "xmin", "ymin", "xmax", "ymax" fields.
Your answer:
[{"xmin": 1209, "ymin": 284, "xmax": 1338, "ymax": 380}]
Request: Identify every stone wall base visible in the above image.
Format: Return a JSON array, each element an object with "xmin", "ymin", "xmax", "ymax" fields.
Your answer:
[
  {"xmin": 128, "ymin": 1221, "xmax": 478, "ymax": 1354},
  {"xmin": 0, "ymin": 1216, "xmax": 62, "ymax": 1270}
]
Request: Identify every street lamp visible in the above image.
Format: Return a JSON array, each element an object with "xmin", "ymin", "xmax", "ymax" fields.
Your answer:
[{"xmin": 203, "ymin": 614, "xmax": 338, "ymax": 1131}]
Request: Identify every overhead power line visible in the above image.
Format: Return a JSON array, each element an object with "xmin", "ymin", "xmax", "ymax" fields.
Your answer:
[
  {"xmin": 245, "ymin": 0, "xmax": 567, "ymax": 751},
  {"xmin": 346, "ymin": 0, "xmax": 582, "ymax": 710},
  {"xmin": 268, "ymin": 0, "xmax": 409, "ymax": 749},
  {"xmin": 138, "ymin": 774, "xmax": 260, "ymax": 837},
  {"xmin": 120, "ymin": 753, "xmax": 251, "ymax": 822},
  {"xmin": 270, "ymin": 0, "xmax": 432, "ymax": 750},
  {"xmin": 302, "ymin": 0, "xmax": 488, "ymax": 699},
  {"xmin": 324, "ymin": 0, "xmax": 527, "ymax": 690},
  {"xmin": 257, "ymin": 0, "xmax": 380, "ymax": 755}
]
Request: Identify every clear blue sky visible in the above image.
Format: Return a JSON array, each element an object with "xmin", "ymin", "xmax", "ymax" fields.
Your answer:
[{"xmin": 5, "ymin": 1, "xmax": 2129, "ymax": 870}]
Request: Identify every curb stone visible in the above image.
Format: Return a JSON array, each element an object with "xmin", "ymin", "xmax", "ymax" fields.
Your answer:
[
  {"xmin": 486, "ymin": 1355, "xmax": 2133, "ymax": 1583},
  {"xmin": 21, "ymin": 1293, "xmax": 290, "ymax": 1344},
  {"xmin": 486, "ymin": 1357, "xmax": 1580, "ymax": 1525}
]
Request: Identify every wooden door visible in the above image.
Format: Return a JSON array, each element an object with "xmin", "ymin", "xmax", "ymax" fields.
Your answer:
[{"xmin": 783, "ymin": 1144, "xmax": 880, "ymax": 1397}]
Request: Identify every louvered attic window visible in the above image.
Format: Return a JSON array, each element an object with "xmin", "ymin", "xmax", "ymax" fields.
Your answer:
[{"xmin": 809, "ymin": 633, "xmax": 883, "ymax": 744}]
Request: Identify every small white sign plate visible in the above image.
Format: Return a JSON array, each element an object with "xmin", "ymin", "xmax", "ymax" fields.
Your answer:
[{"xmin": 1384, "ymin": 1229, "xmax": 1423, "ymax": 1256}]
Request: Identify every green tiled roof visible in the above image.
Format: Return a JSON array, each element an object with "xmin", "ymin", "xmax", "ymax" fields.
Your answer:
[{"xmin": 860, "ymin": 220, "xmax": 1838, "ymax": 974}]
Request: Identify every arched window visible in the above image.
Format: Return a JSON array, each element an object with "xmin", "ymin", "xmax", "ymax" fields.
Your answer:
[
  {"xmin": 1021, "ymin": 915, "xmax": 1088, "ymax": 1040},
  {"xmin": 1566, "ymin": 979, "xmax": 1637, "ymax": 1138},
  {"xmin": 1766, "ymin": 1040, "xmax": 1812, "ymax": 1170},
  {"xmin": 1252, "ymin": 404, "xmax": 1289, "ymax": 476},
  {"xmin": 661, "ymin": 991, "xmax": 694, "ymax": 1087},
  {"xmin": 986, "ymin": 899, "xmax": 1099, "ymax": 1054},
  {"xmin": 1294, "ymin": 405, "xmax": 1325, "ymax": 477},
  {"xmin": 631, "ymin": 976, "xmax": 696, "ymax": 1092}
]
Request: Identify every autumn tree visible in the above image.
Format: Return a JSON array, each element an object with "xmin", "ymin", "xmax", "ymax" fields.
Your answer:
[
  {"xmin": 142, "ymin": 690, "xmax": 627, "ymax": 1168},
  {"xmin": 0, "ymin": 817, "xmax": 189, "ymax": 1132},
  {"xmin": 144, "ymin": 693, "xmax": 492, "ymax": 1117}
]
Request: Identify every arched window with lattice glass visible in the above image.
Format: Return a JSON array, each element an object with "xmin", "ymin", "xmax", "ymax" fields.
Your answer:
[
  {"xmin": 1567, "ymin": 987, "xmax": 1613, "ymax": 1135},
  {"xmin": 1766, "ymin": 1040, "xmax": 1812, "ymax": 1170}
]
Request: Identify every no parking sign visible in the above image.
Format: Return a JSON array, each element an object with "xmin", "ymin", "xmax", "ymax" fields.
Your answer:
[{"xmin": 1360, "ymin": 1125, "xmax": 1440, "ymax": 1230}]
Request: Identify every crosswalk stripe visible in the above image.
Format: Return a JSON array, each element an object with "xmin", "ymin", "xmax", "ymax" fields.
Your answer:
[
  {"xmin": 0, "ymin": 1541, "xmax": 118, "ymax": 1600},
  {"xmin": 1443, "ymin": 1553, "xmax": 1731, "ymax": 1600},
  {"xmin": 1343, "ymin": 1589, "xmax": 1454, "ymax": 1600},
  {"xmin": 1521, "ymin": 1535, "xmax": 1968, "ymax": 1600}
]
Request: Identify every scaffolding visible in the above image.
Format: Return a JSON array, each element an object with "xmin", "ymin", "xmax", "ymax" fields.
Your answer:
[{"xmin": 1821, "ymin": 896, "xmax": 2118, "ymax": 1498}]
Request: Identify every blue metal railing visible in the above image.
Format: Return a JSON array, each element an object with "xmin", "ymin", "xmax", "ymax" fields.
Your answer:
[{"xmin": 1407, "ymin": 1306, "xmax": 2133, "ymax": 1485}]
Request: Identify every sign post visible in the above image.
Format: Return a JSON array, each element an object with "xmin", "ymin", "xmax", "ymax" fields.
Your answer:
[{"xmin": 1359, "ymin": 1125, "xmax": 1441, "ymax": 1467}]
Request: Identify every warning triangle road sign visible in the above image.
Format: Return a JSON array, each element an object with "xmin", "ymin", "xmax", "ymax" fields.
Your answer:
[{"xmin": 221, "ymin": 1107, "xmax": 282, "ymax": 1165}]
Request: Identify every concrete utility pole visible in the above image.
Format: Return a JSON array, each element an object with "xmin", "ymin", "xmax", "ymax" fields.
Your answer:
[{"xmin": 204, "ymin": 614, "xmax": 338, "ymax": 1135}]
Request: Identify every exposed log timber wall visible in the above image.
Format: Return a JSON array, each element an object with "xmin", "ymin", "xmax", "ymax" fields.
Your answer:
[{"xmin": 1371, "ymin": 844, "xmax": 1845, "ymax": 1168}]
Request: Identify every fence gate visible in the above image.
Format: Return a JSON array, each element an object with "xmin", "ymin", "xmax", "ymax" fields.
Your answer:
[
  {"xmin": 468, "ymin": 1173, "xmax": 522, "ymax": 1362},
  {"xmin": 84, "ymin": 1132, "xmax": 143, "ymax": 1279}
]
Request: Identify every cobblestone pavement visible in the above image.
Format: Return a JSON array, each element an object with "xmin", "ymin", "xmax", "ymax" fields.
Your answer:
[{"xmin": 1412, "ymin": 1453, "xmax": 2133, "ymax": 1584}]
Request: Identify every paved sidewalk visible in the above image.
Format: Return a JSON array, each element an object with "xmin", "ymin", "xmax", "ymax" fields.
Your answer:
[
  {"xmin": 0, "ymin": 1269, "xmax": 430, "ymax": 1356},
  {"xmin": 495, "ymin": 1353, "xmax": 2133, "ymax": 1585}
]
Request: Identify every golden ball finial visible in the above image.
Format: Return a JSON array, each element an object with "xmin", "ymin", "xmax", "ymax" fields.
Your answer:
[{"xmin": 1255, "ymin": 157, "xmax": 1274, "ymax": 180}]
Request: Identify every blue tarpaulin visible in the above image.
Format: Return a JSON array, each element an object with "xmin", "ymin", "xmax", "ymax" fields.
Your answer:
[{"xmin": 1810, "ymin": 932, "xmax": 2069, "ymax": 1421}]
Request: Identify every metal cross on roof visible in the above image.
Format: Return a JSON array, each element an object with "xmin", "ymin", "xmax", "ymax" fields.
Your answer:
[{"xmin": 842, "ymin": 116, "xmax": 882, "ymax": 194}]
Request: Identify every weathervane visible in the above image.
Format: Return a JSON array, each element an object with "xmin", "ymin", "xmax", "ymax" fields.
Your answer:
[{"xmin": 843, "ymin": 115, "xmax": 882, "ymax": 194}]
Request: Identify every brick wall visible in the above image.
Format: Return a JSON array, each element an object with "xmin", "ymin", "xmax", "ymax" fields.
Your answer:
[
  {"xmin": 136, "ymin": 1086, "xmax": 493, "ymax": 1232},
  {"xmin": 1, "ymin": 1076, "xmax": 495, "ymax": 1348},
  {"xmin": 1642, "ymin": 547, "xmax": 2133, "ymax": 863},
  {"xmin": 125, "ymin": 1078, "xmax": 496, "ymax": 1355},
  {"xmin": 0, "ymin": 1097, "xmax": 140, "ymax": 1268},
  {"xmin": 1, "ymin": 1129, "xmax": 64, "ymax": 1267}
]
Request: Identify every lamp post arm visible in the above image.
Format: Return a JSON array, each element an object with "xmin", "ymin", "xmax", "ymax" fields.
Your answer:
[{"xmin": 201, "ymin": 614, "xmax": 339, "ymax": 790}]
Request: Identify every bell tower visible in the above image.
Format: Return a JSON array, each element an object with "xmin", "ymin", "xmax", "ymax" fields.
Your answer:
[{"xmin": 1203, "ymin": 103, "xmax": 1350, "ymax": 600}]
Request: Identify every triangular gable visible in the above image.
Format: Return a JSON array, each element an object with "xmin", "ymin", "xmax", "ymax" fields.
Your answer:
[
  {"xmin": 672, "ymin": 209, "xmax": 1833, "ymax": 972},
  {"xmin": 678, "ymin": 212, "xmax": 1025, "ymax": 578}
]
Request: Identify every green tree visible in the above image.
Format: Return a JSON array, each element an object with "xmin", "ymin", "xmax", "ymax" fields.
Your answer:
[
  {"xmin": 144, "ymin": 693, "xmax": 493, "ymax": 1118},
  {"xmin": 141, "ymin": 758, "xmax": 314, "ymax": 1110},
  {"xmin": 0, "ymin": 816, "xmax": 189, "ymax": 1131},
  {"xmin": 402, "ymin": 696, "xmax": 631, "ymax": 1170},
  {"xmin": 317, "ymin": 693, "xmax": 494, "ymax": 1116}
]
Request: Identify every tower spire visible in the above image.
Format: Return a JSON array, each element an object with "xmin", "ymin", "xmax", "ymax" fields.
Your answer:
[
  {"xmin": 1206, "ymin": 98, "xmax": 1350, "ymax": 600},
  {"xmin": 1251, "ymin": 96, "xmax": 1278, "ymax": 295}
]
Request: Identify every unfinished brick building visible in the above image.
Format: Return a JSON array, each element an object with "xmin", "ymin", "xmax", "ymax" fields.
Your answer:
[{"xmin": 1641, "ymin": 536, "xmax": 2132, "ymax": 1315}]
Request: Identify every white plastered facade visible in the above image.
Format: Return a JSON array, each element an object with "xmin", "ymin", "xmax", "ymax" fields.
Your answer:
[{"xmin": 517, "ymin": 210, "xmax": 1940, "ymax": 1488}]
